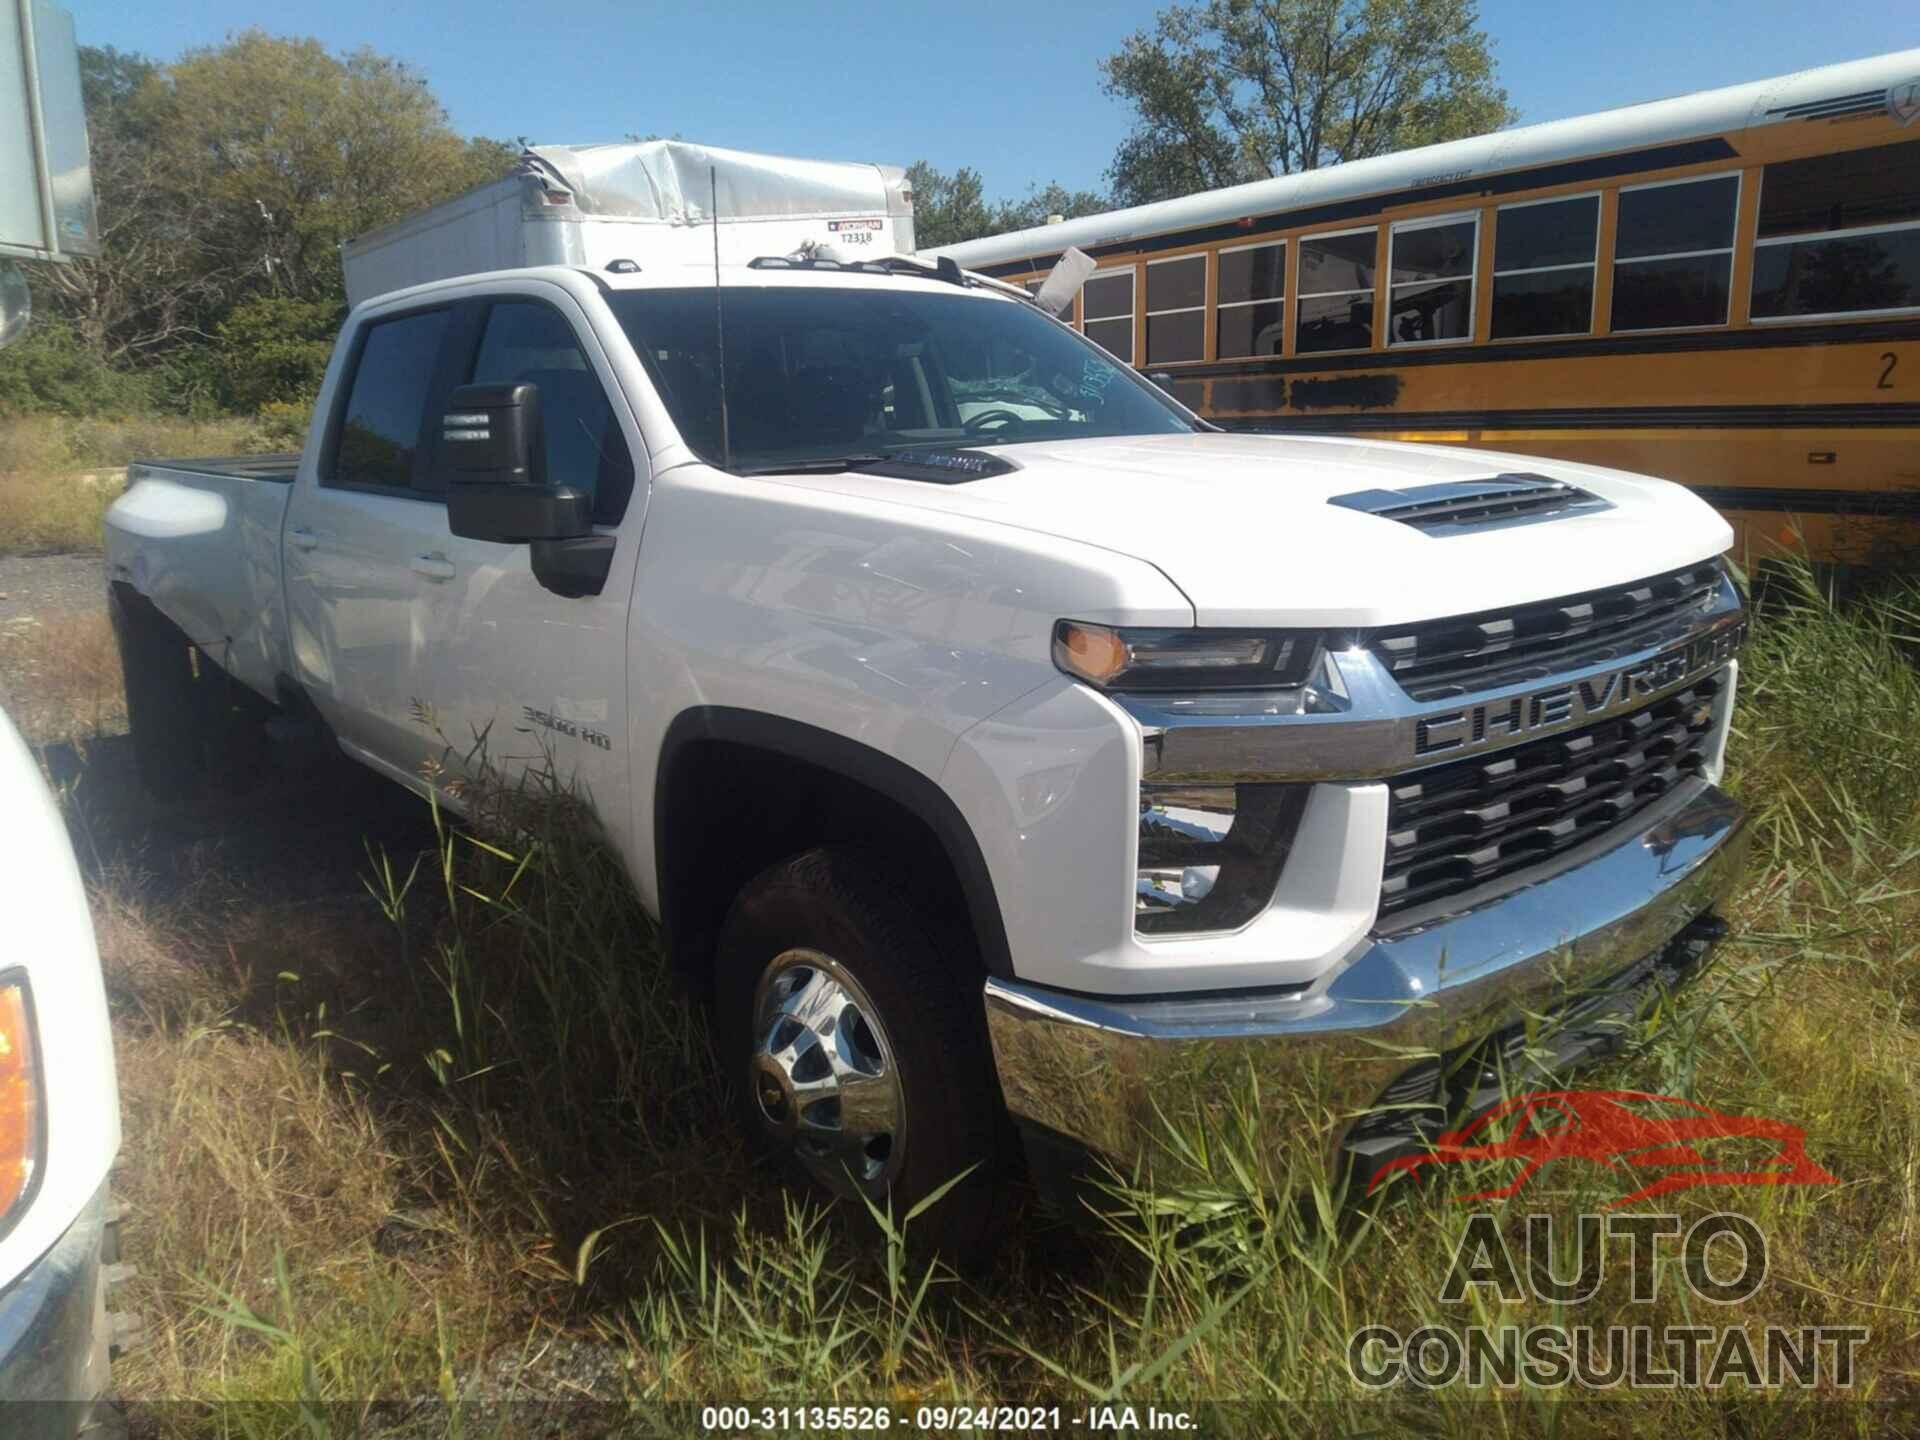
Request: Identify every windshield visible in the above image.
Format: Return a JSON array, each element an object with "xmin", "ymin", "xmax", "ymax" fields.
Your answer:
[{"xmin": 606, "ymin": 285, "xmax": 1201, "ymax": 473}]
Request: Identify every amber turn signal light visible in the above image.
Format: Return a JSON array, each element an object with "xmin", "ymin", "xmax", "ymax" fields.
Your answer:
[
  {"xmin": 0, "ymin": 983, "xmax": 39, "ymax": 1224},
  {"xmin": 1052, "ymin": 620, "xmax": 1321, "ymax": 691}
]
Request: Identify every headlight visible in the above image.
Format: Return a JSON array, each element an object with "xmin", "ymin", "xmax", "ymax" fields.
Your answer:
[
  {"xmin": 0, "ymin": 978, "xmax": 39, "ymax": 1232},
  {"xmin": 1054, "ymin": 621, "xmax": 1321, "ymax": 691},
  {"xmin": 1136, "ymin": 783, "xmax": 1308, "ymax": 935}
]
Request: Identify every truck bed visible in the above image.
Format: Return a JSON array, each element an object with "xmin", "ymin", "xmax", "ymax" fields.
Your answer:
[
  {"xmin": 138, "ymin": 453, "xmax": 301, "ymax": 483},
  {"xmin": 105, "ymin": 456, "xmax": 301, "ymax": 708}
]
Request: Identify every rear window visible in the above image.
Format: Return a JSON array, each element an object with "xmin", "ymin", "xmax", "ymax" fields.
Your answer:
[{"xmin": 330, "ymin": 309, "xmax": 449, "ymax": 492}]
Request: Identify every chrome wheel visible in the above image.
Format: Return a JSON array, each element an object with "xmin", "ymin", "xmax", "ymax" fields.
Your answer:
[{"xmin": 749, "ymin": 948, "xmax": 904, "ymax": 1193}]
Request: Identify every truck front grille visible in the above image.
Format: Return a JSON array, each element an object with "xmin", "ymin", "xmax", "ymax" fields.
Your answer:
[
  {"xmin": 1379, "ymin": 674, "xmax": 1723, "ymax": 919},
  {"xmin": 1368, "ymin": 563, "xmax": 1725, "ymax": 702}
]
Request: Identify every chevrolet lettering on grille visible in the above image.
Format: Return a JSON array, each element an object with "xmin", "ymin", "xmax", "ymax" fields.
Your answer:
[{"xmin": 1412, "ymin": 618, "xmax": 1747, "ymax": 761}]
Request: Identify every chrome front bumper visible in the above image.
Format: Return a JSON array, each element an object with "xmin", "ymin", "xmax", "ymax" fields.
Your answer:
[
  {"xmin": 0, "ymin": 1185, "xmax": 110, "ymax": 1436},
  {"xmin": 984, "ymin": 779, "xmax": 1749, "ymax": 1193}
]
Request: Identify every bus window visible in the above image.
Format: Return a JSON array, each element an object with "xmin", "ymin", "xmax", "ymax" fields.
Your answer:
[
  {"xmin": 1611, "ymin": 174, "xmax": 1739, "ymax": 331},
  {"xmin": 1297, "ymin": 227, "xmax": 1378, "ymax": 354},
  {"xmin": 1145, "ymin": 254, "xmax": 1206, "ymax": 364},
  {"xmin": 1389, "ymin": 213, "xmax": 1478, "ymax": 346},
  {"xmin": 1752, "ymin": 140, "xmax": 1920, "ymax": 321},
  {"xmin": 1217, "ymin": 240, "xmax": 1286, "ymax": 358},
  {"xmin": 1083, "ymin": 269, "xmax": 1135, "ymax": 363},
  {"xmin": 1491, "ymin": 194, "xmax": 1599, "ymax": 339}
]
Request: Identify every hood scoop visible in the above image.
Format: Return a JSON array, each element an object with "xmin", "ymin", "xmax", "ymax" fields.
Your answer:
[{"xmin": 1328, "ymin": 473, "xmax": 1611, "ymax": 536}]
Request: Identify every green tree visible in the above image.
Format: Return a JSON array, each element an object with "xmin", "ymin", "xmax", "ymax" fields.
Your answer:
[
  {"xmin": 1101, "ymin": 0, "xmax": 1518, "ymax": 206},
  {"xmin": 992, "ymin": 181, "xmax": 1113, "ymax": 235},
  {"xmin": 32, "ymin": 45, "xmax": 231, "ymax": 364},
  {"xmin": 140, "ymin": 31, "xmax": 512, "ymax": 304},
  {"xmin": 10, "ymin": 32, "xmax": 512, "ymax": 411},
  {"xmin": 0, "ymin": 318, "xmax": 154, "ymax": 415},
  {"xmin": 212, "ymin": 295, "xmax": 344, "ymax": 412},
  {"xmin": 906, "ymin": 162, "xmax": 996, "ymax": 250},
  {"xmin": 908, "ymin": 163, "xmax": 1110, "ymax": 249}
]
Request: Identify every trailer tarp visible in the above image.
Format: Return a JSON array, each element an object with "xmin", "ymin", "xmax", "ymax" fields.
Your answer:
[{"xmin": 522, "ymin": 140, "xmax": 907, "ymax": 227}]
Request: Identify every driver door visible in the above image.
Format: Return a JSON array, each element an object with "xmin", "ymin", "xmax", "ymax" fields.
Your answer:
[{"xmin": 414, "ymin": 290, "xmax": 643, "ymax": 836}]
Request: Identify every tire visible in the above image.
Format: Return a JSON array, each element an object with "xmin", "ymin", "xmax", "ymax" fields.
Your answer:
[
  {"xmin": 716, "ymin": 846, "xmax": 1008, "ymax": 1264},
  {"xmin": 110, "ymin": 588, "xmax": 257, "ymax": 809}
]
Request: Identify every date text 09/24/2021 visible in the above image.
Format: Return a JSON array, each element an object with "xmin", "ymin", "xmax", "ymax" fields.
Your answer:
[{"xmin": 699, "ymin": 1405, "xmax": 1198, "ymax": 1432}]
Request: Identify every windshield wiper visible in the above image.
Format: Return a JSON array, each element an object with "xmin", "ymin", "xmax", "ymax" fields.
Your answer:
[{"xmin": 733, "ymin": 453, "xmax": 891, "ymax": 477}]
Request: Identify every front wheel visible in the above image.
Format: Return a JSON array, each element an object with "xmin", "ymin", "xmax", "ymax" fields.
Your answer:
[{"xmin": 716, "ymin": 847, "xmax": 1007, "ymax": 1263}]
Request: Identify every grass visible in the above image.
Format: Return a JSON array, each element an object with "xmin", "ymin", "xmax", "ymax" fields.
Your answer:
[
  {"xmin": 17, "ymin": 559, "xmax": 1920, "ymax": 1434},
  {"xmin": 0, "ymin": 413, "xmax": 286, "ymax": 555},
  {"xmin": 0, "ymin": 608, "xmax": 125, "ymax": 744}
]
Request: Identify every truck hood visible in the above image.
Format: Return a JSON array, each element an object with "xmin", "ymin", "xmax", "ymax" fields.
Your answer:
[{"xmin": 778, "ymin": 432, "xmax": 1734, "ymax": 627}]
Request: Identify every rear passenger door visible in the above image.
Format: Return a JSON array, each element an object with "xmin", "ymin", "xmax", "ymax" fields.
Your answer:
[
  {"xmin": 284, "ymin": 303, "xmax": 462, "ymax": 782},
  {"xmin": 420, "ymin": 291, "xmax": 642, "ymax": 829}
]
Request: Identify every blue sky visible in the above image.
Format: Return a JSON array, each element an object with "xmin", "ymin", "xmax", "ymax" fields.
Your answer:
[{"xmin": 59, "ymin": 0, "xmax": 1917, "ymax": 200}]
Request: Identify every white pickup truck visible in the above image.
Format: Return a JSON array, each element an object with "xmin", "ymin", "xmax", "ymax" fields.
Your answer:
[
  {"xmin": 0, "ymin": 704, "xmax": 124, "ymax": 1434},
  {"xmin": 105, "ymin": 254, "xmax": 1750, "ymax": 1256}
]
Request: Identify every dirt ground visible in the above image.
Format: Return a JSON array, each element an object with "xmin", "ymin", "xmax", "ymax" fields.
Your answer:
[
  {"xmin": 0, "ymin": 550, "xmax": 438, "ymax": 940},
  {"xmin": 0, "ymin": 557, "xmax": 667, "ymax": 1419},
  {"xmin": 0, "ymin": 551, "xmax": 105, "ymax": 622}
]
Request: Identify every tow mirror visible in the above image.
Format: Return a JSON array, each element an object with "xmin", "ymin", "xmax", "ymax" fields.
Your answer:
[
  {"xmin": 442, "ymin": 382, "xmax": 591, "ymax": 542},
  {"xmin": 440, "ymin": 381, "xmax": 614, "ymax": 598}
]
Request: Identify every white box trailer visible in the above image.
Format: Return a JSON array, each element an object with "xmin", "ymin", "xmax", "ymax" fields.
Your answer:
[{"xmin": 342, "ymin": 140, "xmax": 916, "ymax": 305}]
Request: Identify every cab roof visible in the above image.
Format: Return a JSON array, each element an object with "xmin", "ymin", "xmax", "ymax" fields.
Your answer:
[{"xmin": 354, "ymin": 259, "xmax": 1026, "ymax": 315}]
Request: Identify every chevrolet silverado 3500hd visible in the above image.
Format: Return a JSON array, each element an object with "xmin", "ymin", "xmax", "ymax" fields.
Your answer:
[{"xmin": 105, "ymin": 256, "xmax": 1749, "ymax": 1257}]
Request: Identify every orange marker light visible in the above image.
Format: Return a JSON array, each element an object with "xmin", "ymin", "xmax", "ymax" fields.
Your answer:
[
  {"xmin": 0, "ymin": 985, "xmax": 38, "ymax": 1221},
  {"xmin": 1053, "ymin": 622, "xmax": 1131, "ymax": 685}
]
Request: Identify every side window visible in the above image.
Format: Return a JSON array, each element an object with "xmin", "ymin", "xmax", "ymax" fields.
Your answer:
[
  {"xmin": 1216, "ymin": 240, "xmax": 1285, "ymax": 358},
  {"xmin": 1297, "ymin": 228, "xmax": 1377, "ymax": 354},
  {"xmin": 1388, "ymin": 214, "xmax": 1477, "ymax": 346},
  {"xmin": 1144, "ymin": 254, "xmax": 1206, "ymax": 364},
  {"xmin": 1491, "ymin": 194, "xmax": 1599, "ymax": 339},
  {"xmin": 330, "ymin": 309, "xmax": 450, "ymax": 492},
  {"xmin": 467, "ymin": 301, "xmax": 635, "ymax": 525},
  {"xmin": 1611, "ymin": 175, "xmax": 1739, "ymax": 332},
  {"xmin": 1752, "ymin": 141, "xmax": 1920, "ymax": 321},
  {"xmin": 1082, "ymin": 270, "xmax": 1135, "ymax": 363}
]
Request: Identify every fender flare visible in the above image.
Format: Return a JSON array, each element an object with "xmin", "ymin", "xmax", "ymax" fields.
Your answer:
[{"xmin": 654, "ymin": 706, "xmax": 1014, "ymax": 979}]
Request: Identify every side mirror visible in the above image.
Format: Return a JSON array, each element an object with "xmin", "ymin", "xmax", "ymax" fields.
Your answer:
[
  {"xmin": 442, "ymin": 382, "xmax": 592, "ymax": 543},
  {"xmin": 439, "ymin": 381, "xmax": 615, "ymax": 599}
]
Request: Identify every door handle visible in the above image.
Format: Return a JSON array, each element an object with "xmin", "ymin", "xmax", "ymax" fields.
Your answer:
[
  {"xmin": 288, "ymin": 525, "xmax": 320, "ymax": 551},
  {"xmin": 410, "ymin": 552, "xmax": 456, "ymax": 582}
]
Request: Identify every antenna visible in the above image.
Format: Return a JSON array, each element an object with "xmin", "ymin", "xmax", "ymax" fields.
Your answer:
[{"xmin": 710, "ymin": 165, "xmax": 733, "ymax": 474}]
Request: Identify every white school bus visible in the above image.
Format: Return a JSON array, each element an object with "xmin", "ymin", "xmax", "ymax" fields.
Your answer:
[{"xmin": 929, "ymin": 50, "xmax": 1920, "ymax": 567}]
